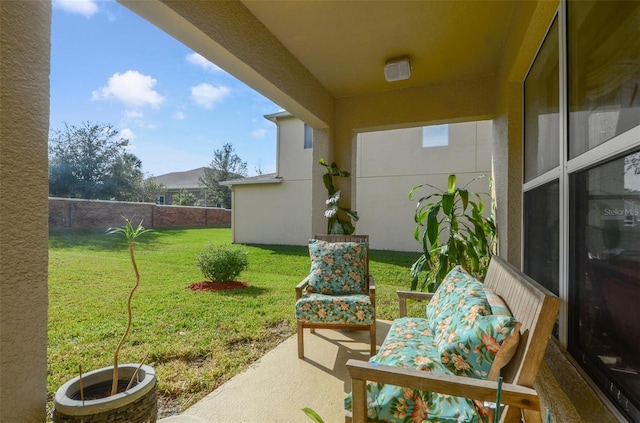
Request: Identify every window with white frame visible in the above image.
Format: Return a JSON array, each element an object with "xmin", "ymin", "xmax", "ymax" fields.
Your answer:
[
  {"xmin": 422, "ymin": 124, "xmax": 449, "ymax": 148},
  {"xmin": 523, "ymin": 2, "xmax": 640, "ymax": 420},
  {"xmin": 303, "ymin": 123, "xmax": 313, "ymax": 149}
]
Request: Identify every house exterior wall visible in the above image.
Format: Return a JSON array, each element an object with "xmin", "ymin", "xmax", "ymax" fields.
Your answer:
[
  {"xmin": 231, "ymin": 119, "xmax": 491, "ymax": 251},
  {"xmin": 231, "ymin": 182, "xmax": 311, "ymax": 245},
  {"xmin": 0, "ymin": 1, "xmax": 50, "ymax": 421},
  {"xmin": 356, "ymin": 121, "xmax": 493, "ymax": 252},
  {"xmin": 230, "ymin": 115, "xmax": 313, "ymax": 245}
]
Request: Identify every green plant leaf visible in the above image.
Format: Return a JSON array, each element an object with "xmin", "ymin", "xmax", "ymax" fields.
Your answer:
[
  {"xmin": 426, "ymin": 206, "xmax": 440, "ymax": 245},
  {"xmin": 442, "ymin": 192, "xmax": 454, "ymax": 215},
  {"xmin": 302, "ymin": 407, "xmax": 325, "ymax": 423},
  {"xmin": 447, "ymin": 174, "xmax": 457, "ymax": 192},
  {"xmin": 459, "ymin": 189, "xmax": 469, "ymax": 211}
]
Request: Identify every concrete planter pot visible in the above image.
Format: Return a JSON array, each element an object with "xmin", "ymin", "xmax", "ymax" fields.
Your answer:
[{"xmin": 53, "ymin": 364, "xmax": 157, "ymax": 423}]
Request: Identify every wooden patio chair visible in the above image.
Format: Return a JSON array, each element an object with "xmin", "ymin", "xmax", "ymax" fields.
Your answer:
[{"xmin": 295, "ymin": 234, "xmax": 376, "ymax": 359}]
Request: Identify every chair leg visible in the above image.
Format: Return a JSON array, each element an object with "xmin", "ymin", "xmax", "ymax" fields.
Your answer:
[
  {"xmin": 297, "ymin": 321, "xmax": 304, "ymax": 358},
  {"xmin": 370, "ymin": 322, "xmax": 377, "ymax": 356}
]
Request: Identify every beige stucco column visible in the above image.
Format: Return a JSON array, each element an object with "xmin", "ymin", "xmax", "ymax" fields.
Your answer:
[
  {"xmin": 311, "ymin": 128, "xmax": 331, "ymax": 236},
  {"xmin": 493, "ymin": 81, "xmax": 523, "ymax": 267},
  {"xmin": 0, "ymin": 1, "xmax": 50, "ymax": 421}
]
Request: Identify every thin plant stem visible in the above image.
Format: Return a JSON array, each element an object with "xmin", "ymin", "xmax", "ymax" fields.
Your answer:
[
  {"xmin": 494, "ymin": 376, "xmax": 503, "ymax": 423},
  {"xmin": 126, "ymin": 352, "xmax": 150, "ymax": 391},
  {"xmin": 111, "ymin": 241, "xmax": 140, "ymax": 396}
]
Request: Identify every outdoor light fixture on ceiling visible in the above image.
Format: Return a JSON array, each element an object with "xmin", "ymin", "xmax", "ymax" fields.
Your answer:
[{"xmin": 384, "ymin": 57, "xmax": 411, "ymax": 82}]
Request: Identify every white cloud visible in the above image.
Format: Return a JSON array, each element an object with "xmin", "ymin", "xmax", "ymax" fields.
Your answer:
[
  {"xmin": 190, "ymin": 83, "xmax": 230, "ymax": 109},
  {"xmin": 174, "ymin": 111, "xmax": 186, "ymax": 120},
  {"xmin": 186, "ymin": 53, "xmax": 223, "ymax": 73},
  {"xmin": 124, "ymin": 110, "xmax": 144, "ymax": 120},
  {"xmin": 53, "ymin": 0, "xmax": 99, "ymax": 18},
  {"xmin": 251, "ymin": 128, "xmax": 267, "ymax": 138},
  {"xmin": 91, "ymin": 70, "xmax": 165, "ymax": 108},
  {"xmin": 120, "ymin": 128, "xmax": 136, "ymax": 141}
]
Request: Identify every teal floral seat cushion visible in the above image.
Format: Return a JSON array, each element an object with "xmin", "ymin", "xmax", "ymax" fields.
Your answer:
[
  {"xmin": 345, "ymin": 317, "xmax": 487, "ymax": 423},
  {"xmin": 307, "ymin": 239, "xmax": 367, "ymax": 295},
  {"xmin": 426, "ymin": 266, "xmax": 493, "ymax": 343},
  {"xmin": 295, "ymin": 292, "xmax": 375, "ymax": 324}
]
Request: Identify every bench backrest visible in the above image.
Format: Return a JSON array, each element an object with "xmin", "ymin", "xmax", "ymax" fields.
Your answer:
[{"xmin": 483, "ymin": 255, "xmax": 560, "ymax": 388}]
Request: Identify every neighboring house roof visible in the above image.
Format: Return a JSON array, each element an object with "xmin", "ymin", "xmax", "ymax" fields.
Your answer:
[
  {"xmin": 221, "ymin": 173, "xmax": 282, "ymax": 186},
  {"xmin": 151, "ymin": 167, "xmax": 206, "ymax": 190}
]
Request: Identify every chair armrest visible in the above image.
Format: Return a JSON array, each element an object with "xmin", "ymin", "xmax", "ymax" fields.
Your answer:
[
  {"xmin": 295, "ymin": 276, "xmax": 310, "ymax": 300},
  {"xmin": 367, "ymin": 275, "xmax": 375, "ymax": 306},
  {"xmin": 396, "ymin": 290, "xmax": 433, "ymax": 317},
  {"xmin": 346, "ymin": 359, "xmax": 539, "ymax": 423}
]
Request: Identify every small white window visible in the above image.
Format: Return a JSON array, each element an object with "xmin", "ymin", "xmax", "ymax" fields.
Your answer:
[
  {"xmin": 304, "ymin": 124, "xmax": 313, "ymax": 149},
  {"xmin": 422, "ymin": 124, "xmax": 449, "ymax": 148}
]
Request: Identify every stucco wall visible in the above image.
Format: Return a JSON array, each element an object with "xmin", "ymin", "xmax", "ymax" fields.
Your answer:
[
  {"xmin": 49, "ymin": 198, "xmax": 231, "ymax": 230},
  {"xmin": 0, "ymin": 1, "xmax": 50, "ymax": 421},
  {"xmin": 231, "ymin": 181, "xmax": 312, "ymax": 245},
  {"xmin": 356, "ymin": 121, "xmax": 493, "ymax": 251}
]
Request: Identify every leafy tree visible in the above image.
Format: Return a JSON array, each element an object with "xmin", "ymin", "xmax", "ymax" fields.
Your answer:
[
  {"xmin": 139, "ymin": 174, "xmax": 166, "ymax": 203},
  {"xmin": 48, "ymin": 122, "xmax": 143, "ymax": 200},
  {"xmin": 172, "ymin": 189, "xmax": 197, "ymax": 206},
  {"xmin": 199, "ymin": 143, "xmax": 248, "ymax": 208}
]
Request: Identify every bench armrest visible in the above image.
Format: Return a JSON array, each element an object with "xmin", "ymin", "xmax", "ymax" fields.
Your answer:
[
  {"xmin": 396, "ymin": 290, "xmax": 433, "ymax": 317},
  {"xmin": 346, "ymin": 359, "xmax": 539, "ymax": 423}
]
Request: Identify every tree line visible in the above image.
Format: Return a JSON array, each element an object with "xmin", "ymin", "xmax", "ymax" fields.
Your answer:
[{"xmin": 48, "ymin": 121, "xmax": 248, "ymax": 208}]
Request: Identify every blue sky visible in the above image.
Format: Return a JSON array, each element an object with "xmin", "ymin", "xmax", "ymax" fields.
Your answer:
[{"xmin": 50, "ymin": 0, "xmax": 281, "ymax": 177}]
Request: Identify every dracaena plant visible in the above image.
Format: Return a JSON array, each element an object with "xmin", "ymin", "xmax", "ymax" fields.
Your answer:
[
  {"xmin": 319, "ymin": 158, "xmax": 359, "ymax": 235},
  {"xmin": 106, "ymin": 216, "xmax": 152, "ymax": 395},
  {"xmin": 409, "ymin": 174, "xmax": 496, "ymax": 292}
]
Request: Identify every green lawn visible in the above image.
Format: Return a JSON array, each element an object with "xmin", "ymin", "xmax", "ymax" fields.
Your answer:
[{"xmin": 48, "ymin": 227, "xmax": 419, "ymax": 413}]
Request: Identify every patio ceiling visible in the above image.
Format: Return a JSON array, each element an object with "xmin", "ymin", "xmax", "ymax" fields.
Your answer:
[
  {"xmin": 119, "ymin": 0, "xmax": 539, "ymax": 129},
  {"xmin": 240, "ymin": 0, "xmax": 519, "ymax": 99}
]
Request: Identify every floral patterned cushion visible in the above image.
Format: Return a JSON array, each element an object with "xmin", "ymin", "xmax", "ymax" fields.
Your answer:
[
  {"xmin": 426, "ymin": 266, "xmax": 492, "ymax": 343},
  {"xmin": 437, "ymin": 314, "xmax": 518, "ymax": 378},
  {"xmin": 307, "ymin": 239, "xmax": 367, "ymax": 295},
  {"xmin": 345, "ymin": 382, "xmax": 485, "ymax": 423},
  {"xmin": 344, "ymin": 317, "xmax": 488, "ymax": 423},
  {"xmin": 295, "ymin": 292, "xmax": 375, "ymax": 324}
]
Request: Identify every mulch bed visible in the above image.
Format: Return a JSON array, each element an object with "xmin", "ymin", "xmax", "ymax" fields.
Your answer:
[{"xmin": 187, "ymin": 281, "xmax": 249, "ymax": 291}]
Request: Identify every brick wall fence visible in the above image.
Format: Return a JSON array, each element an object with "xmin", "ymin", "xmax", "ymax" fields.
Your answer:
[{"xmin": 49, "ymin": 198, "xmax": 231, "ymax": 229}]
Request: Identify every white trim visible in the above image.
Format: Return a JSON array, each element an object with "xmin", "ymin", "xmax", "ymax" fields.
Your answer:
[
  {"xmin": 558, "ymin": 0, "xmax": 569, "ymax": 347},
  {"xmin": 220, "ymin": 177, "xmax": 283, "ymax": 186},
  {"xmin": 522, "ymin": 167, "xmax": 560, "ymax": 192},
  {"xmin": 566, "ymin": 125, "xmax": 640, "ymax": 174}
]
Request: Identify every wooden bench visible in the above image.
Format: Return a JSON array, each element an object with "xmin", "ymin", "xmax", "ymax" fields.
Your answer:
[{"xmin": 346, "ymin": 255, "xmax": 561, "ymax": 423}]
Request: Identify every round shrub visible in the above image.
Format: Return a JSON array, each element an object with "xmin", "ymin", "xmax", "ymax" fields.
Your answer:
[{"xmin": 196, "ymin": 243, "xmax": 249, "ymax": 283}]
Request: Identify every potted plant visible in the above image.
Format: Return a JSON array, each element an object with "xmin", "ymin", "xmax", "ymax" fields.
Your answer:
[
  {"xmin": 53, "ymin": 216, "xmax": 158, "ymax": 423},
  {"xmin": 409, "ymin": 174, "xmax": 496, "ymax": 292},
  {"xmin": 319, "ymin": 158, "xmax": 359, "ymax": 234}
]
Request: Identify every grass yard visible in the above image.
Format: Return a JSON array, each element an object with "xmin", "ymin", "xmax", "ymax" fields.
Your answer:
[{"xmin": 47, "ymin": 227, "xmax": 419, "ymax": 416}]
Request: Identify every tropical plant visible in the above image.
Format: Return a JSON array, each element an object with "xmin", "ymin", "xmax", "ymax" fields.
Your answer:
[
  {"xmin": 106, "ymin": 216, "xmax": 152, "ymax": 395},
  {"xmin": 319, "ymin": 158, "xmax": 359, "ymax": 235},
  {"xmin": 196, "ymin": 243, "xmax": 249, "ymax": 283},
  {"xmin": 409, "ymin": 174, "xmax": 496, "ymax": 292},
  {"xmin": 302, "ymin": 407, "xmax": 325, "ymax": 423}
]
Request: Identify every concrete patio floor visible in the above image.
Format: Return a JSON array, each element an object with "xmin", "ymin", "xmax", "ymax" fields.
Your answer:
[{"xmin": 171, "ymin": 321, "xmax": 392, "ymax": 423}]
